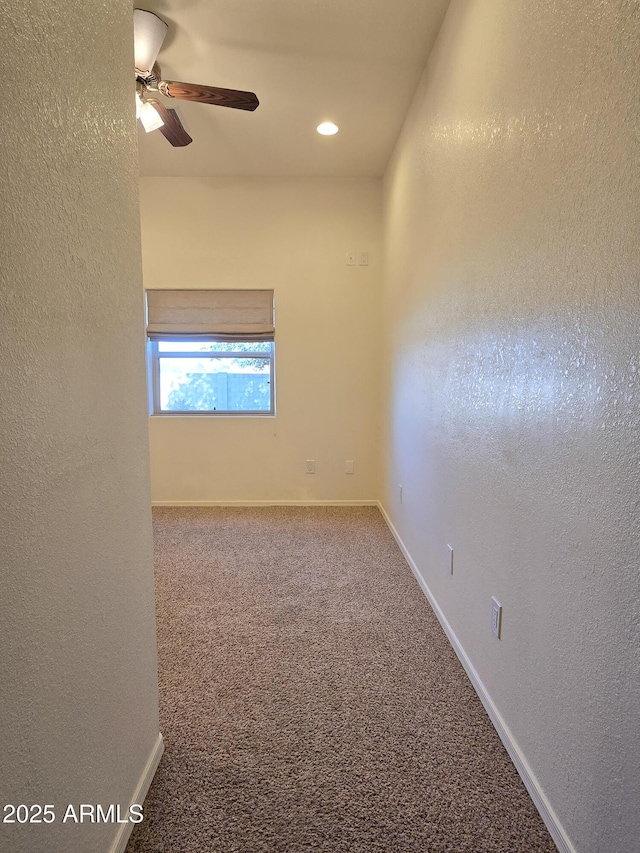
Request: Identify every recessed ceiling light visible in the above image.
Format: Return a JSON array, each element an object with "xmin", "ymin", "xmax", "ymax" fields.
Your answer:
[{"xmin": 317, "ymin": 121, "xmax": 339, "ymax": 136}]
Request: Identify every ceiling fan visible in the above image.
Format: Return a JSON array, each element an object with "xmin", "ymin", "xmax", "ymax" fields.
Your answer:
[{"xmin": 134, "ymin": 8, "xmax": 259, "ymax": 147}]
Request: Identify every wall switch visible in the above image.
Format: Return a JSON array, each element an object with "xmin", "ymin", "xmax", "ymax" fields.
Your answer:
[
  {"xmin": 447, "ymin": 544, "xmax": 454, "ymax": 575},
  {"xmin": 358, "ymin": 250, "xmax": 369, "ymax": 266},
  {"xmin": 491, "ymin": 597, "xmax": 502, "ymax": 638},
  {"xmin": 306, "ymin": 459, "xmax": 315, "ymax": 474},
  {"xmin": 345, "ymin": 459, "xmax": 354, "ymax": 474},
  {"xmin": 346, "ymin": 250, "xmax": 356, "ymax": 266},
  {"xmin": 399, "ymin": 485, "xmax": 403, "ymax": 504}
]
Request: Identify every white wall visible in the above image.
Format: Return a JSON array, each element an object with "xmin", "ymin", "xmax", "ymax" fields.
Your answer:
[
  {"xmin": 140, "ymin": 177, "xmax": 382, "ymax": 504},
  {"xmin": 0, "ymin": 3, "xmax": 160, "ymax": 852},
  {"xmin": 382, "ymin": 2, "xmax": 640, "ymax": 852}
]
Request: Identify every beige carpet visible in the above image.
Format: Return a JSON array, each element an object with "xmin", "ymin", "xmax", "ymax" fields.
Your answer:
[{"xmin": 126, "ymin": 506, "xmax": 556, "ymax": 852}]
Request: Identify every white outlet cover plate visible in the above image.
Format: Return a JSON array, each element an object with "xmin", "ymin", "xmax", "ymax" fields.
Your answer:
[{"xmin": 491, "ymin": 596, "xmax": 502, "ymax": 638}]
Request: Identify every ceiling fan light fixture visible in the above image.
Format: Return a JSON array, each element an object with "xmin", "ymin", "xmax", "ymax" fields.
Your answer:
[
  {"xmin": 317, "ymin": 121, "xmax": 339, "ymax": 136},
  {"xmin": 133, "ymin": 8, "xmax": 259, "ymax": 148},
  {"xmin": 133, "ymin": 9, "xmax": 169, "ymax": 75},
  {"xmin": 139, "ymin": 100, "xmax": 164, "ymax": 133}
]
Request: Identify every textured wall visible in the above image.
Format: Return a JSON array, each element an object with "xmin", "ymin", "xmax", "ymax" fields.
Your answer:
[
  {"xmin": 141, "ymin": 177, "xmax": 382, "ymax": 504},
  {"xmin": 0, "ymin": 2, "xmax": 159, "ymax": 852},
  {"xmin": 382, "ymin": 1, "xmax": 640, "ymax": 851}
]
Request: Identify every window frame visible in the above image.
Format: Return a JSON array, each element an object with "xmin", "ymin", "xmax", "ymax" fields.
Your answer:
[{"xmin": 148, "ymin": 337, "xmax": 276, "ymax": 417}]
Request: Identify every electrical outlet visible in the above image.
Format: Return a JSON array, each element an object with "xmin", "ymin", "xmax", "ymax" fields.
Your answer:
[
  {"xmin": 358, "ymin": 250, "xmax": 369, "ymax": 266},
  {"xmin": 345, "ymin": 460, "xmax": 354, "ymax": 474},
  {"xmin": 491, "ymin": 597, "xmax": 502, "ymax": 638},
  {"xmin": 447, "ymin": 544, "xmax": 454, "ymax": 575},
  {"xmin": 306, "ymin": 459, "xmax": 315, "ymax": 474}
]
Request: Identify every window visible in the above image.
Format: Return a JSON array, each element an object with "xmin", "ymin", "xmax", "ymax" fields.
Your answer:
[
  {"xmin": 148, "ymin": 339, "xmax": 274, "ymax": 414},
  {"xmin": 146, "ymin": 289, "xmax": 275, "ymax": 416}
]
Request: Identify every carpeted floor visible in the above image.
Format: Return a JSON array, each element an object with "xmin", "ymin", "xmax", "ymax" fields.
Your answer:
[{"xmin": 126, "ymin": 506, "xmax": 557, "ymax": 853}]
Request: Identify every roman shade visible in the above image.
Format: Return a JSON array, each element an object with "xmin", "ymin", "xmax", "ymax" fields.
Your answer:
[{"xmin": 146, "ymin": 289, "xmax": 275, "ymax": 341}]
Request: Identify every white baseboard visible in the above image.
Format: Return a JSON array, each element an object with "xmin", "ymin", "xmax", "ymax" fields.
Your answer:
[
  {"xmin": 110, "ymin": 732, "xmax": 164, "ymax": 853},
  {"xmin": 152, "ymin": 499, "xmax": 378, "ymax": 507},
  {"xmin": 377, "ymin": 502, "xmax": 575, "ymax": 853}
]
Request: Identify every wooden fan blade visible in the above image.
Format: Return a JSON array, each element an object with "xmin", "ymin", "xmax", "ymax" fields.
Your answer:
[
  {"xmin": 159, "ymin": 80, "xmax": 259, "ymax": 111},
  {"xmin": 146, "ymin": 98, "xmax": 192, "ymax": 147}
]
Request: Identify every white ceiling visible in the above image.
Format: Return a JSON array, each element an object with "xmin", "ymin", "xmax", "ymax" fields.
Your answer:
[{"xmin": 136, "ymin": 0, "xmax": 451, "ymax": 178}]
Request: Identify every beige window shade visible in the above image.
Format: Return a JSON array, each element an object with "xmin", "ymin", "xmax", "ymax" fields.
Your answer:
[{"xmin": 146, "ymin": 289, "xmax": 275, "ymax": 340}]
